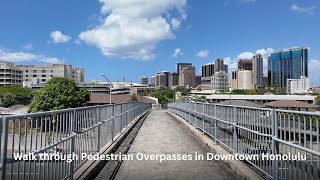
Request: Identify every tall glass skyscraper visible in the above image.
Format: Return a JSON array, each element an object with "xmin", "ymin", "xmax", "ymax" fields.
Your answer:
[{"xmin": 268, "ymin": 48, "xmax": 308, "ymax": 88}]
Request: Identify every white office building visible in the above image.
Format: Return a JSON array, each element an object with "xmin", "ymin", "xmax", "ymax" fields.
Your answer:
[
  {"xmin": 16, "ymin": 64, "xmax": 84, "ymax": 87},
  {"xmin": 287, "ymin": 76, "xmax": 310, "ymax": 94},
  {"xmin": 0, "ymin": 62, "xmax": 23, "ymax": 86},
  {"xmin": 211, "ymin": 71, "xmax": 228, "ymax": 92}
]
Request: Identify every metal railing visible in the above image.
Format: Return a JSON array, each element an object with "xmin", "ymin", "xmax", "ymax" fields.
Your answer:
[
  {"xmin": 168, "ymin": 102, "xmax": 320, "ymax": 180},
  {"xmin": 0, "ymin": 102, "xmax": 151, "ymax": 180}
]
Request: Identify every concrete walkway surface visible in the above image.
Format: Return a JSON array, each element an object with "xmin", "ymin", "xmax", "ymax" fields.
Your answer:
[{"xmin": 114, "ymin": 110, "xmax": 237, "ymax": 180}]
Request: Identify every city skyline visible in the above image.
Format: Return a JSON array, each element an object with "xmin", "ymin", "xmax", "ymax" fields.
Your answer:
[{"xmin": 0, "ymin": 0, "xmax": 319, "ymax": 85}]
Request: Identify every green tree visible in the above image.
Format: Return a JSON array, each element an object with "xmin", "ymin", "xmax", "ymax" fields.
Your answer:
[
  {"xmin": 29, "ymin": 77, "xmax": 90, "ymax": 112},
  {"xmin": 0, "ymin": 84, "xmax": 34, "ymax": 105},
  {"xmin": 0, "ymin": 92, "xmax": 16, "ymax": 107}
]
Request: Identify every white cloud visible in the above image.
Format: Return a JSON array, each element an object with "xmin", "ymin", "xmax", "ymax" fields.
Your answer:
[
  {"xmin": 291, "ymin": 4, "xmax": 317, "ymax": 15},
  {"xmin": 196, "ymin": 50, "xmax": 210, "ymax": 58},
  {"xmin": 237, "ymin": 52, "xmax": 254, "ymax": 59},
  {"xmin": 23, "ymin": 43, "xmax": 33, "ymax": 50},
  {"xmin": 50, "ymin": 31, "xmax": 71, "ymax": 43},
  {"xmin": 79, "ymin": 0, "xmax": 187, "ymax": 60},
  {"xmin": 171, "ymin": 18, "xmax": 181, "ymax": 29},
  {"xmin": 0, "ymin": 48, "xmax": 63, "ymax": 64},
  {"xmin": 172, "ymin": 48, "xmax": 183, "ymax": 58},
  {"xmin": 224, "ymin": 48, "xmax": 274, "ymax": 75}
]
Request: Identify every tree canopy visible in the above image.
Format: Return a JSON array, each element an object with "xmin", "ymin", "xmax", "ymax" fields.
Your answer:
[
  {"xmin": 0, "ymin": 84, "xmax": 34, "ymax": 105},
  {"xmin": 29, "ymin": 77, "xmax": 90, "ymax": 112},
  {"xmin": 149, "ymin": 86, "xmax": 191, "ymax": 103}
]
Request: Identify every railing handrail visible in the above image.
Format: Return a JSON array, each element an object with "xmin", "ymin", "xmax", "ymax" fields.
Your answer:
[{"xmin": 168, "ymin": 101, "xmax": 320, "ymax": 180}]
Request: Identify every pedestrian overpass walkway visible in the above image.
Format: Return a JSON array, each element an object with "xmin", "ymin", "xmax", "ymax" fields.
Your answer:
[
  {"xmin": 1, "ymin": 101, "xmax": 320, "ymax": 180},
  {"xmin": 114, "ymin": 110, "xmax": 236, "ymax": 180}
]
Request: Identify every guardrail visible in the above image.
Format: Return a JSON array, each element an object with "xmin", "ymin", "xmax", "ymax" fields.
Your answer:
[
  {"xmin": 0, "ymin": 102, "xmax": 151, "ymax": 180},
  {"xmin": 168, "ymin": 102, "xmax": 320, "ymax": 180}
]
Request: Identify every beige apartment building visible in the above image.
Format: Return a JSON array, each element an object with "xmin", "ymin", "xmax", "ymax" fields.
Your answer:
[
  {"xmin": 0, "ymin": 62, "xmax": 84, "ymax": 86},
  {"xmin": 16, "ymin": 64, "xmax": 84, "ymax": 85},
  {"xmin": 230, "ymin": 70, "xmax": 253, "ymax": 90},
  {"xmin": 0, "ymin": 62, "xmax": 23, "ymax": 86}
]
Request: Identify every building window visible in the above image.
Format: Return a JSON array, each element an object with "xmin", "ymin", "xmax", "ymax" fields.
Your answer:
[
  {"xmin": 42, "ymin": 70, "xmax": 46, "ymax": 73},
  {"xmin": 26, "ymin": 75, "xmax": 28, "ymax": 77},
  {"xmin": 33, "ymin": 75, "xmax": 37, "ymax": 77},
  {"xmin": 42, "ymin": 75, "xmax": 46, "ymax": 77},
  {"xmin": 42, "ymin": 79, "xmax": 46, "ymax": 82},
  {"xmin": 51, "ymin": 70, "xmax": 54, "ymax": 73},
  {"xmin": 33, "ymin": 70, "xmax": 37, "ymax": 73},
  {"xmin": 26, "ymin": 70, "xmax": 28, "ymax": 73}
]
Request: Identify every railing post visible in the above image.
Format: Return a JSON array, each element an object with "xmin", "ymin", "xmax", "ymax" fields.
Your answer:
[
  {"xmin": 202, "ymin": 103, "xmax": 205, "ymax": 133},
  {"xmin": 194, "ymin": 102, "xmax": 196, "ymax": 125},
  {"xmin": 233, "ymin": 107, "xmax": 238, "ymax": 153},
  {"xmin": 120, "ymin": 104, "xmax": 123, "ymax": 133},
  {"xmin": 111, "ymin": 105, "xmax": 115, "ymax": 142},
  {"xmin": 214, "ymin": 104, "xmax": 217, "ymax": 142},
  {"xmin": 97, "ymin": 106, "xmax": 101, "ymax": 151},
  {"xmin": 271, "ymin": 109, "xmax": 279, "ymax": 180},
  {"xmin": 69, "ymin": 109, "xmax": 76, "ymax": 180},
  {"xmin": 1, "ymin": 116, "xmax": 9, "ymax": 180}
]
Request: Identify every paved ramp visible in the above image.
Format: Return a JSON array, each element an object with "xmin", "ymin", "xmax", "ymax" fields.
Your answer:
[{"xmin": 115, "ymin": 110, "xmax": 237, "ymax": 180}]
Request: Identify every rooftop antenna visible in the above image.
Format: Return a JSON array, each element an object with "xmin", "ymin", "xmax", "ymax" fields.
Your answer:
[{"xmin": 123, "ymin": 76, "xmax": 125, "ymax": 82}]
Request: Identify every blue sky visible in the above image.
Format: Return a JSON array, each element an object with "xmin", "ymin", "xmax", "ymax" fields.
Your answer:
[{"xmin": 0, "ymin": 0, "xmax": 320, "ymax": 85}]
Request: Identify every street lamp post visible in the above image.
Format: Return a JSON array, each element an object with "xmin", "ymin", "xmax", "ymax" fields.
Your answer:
[{"xmin": 100, "ymin": 74, "xmax": 113, "ymax": 105}]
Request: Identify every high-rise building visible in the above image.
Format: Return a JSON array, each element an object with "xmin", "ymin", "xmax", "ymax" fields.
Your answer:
[
  {"xmin": 179, "ymin": 66, "xmax": 196, "ymax": 88},
  {"xmin": 150, "ymin": 76, "xmax": 155, "ymax": 87},
  {"xmin": 238, "ymin": 59, "xmax": 252, "ymax": 70},
  {"xmin": 202, "ymin": 63, "xmax": 215, "ymax": 77},
  {"xmin": 177, "ymin": 63, "xmax": 192, "ymax": 74},
  {"xmin": 201, "ymin": 59, "xmax": 228, "ymax": 90},
  {"xmin": 224, "ymin": 64, "xmax": 229, "ymax": 75},
  {"xmin": 0, "ymin": 62, "xmax": 23, "ymax": 86},
  {"xmin": 201, "ymin": 63, "xmax": 215, "ymax": 89},
  {"xmin": 230, "ymin": 70, "xmax": 253, "ymax": 90},
  {"xmin": 215, "ymin": 58, "xmax": 225, "ymax": 73},
  {"xmin": 237, "ymin": 70, "xmax": 253, "ymax": 90},
  {"xmin": 252, "ymin": 54, "xmax": 263, "ymax": 89},
  {"xmin": 196, "ymin": 75, "xmax": 202, "ymax": 86},
  {"xmin": 16, "ymin": 64, "xmax": 85, "ymax": 85},
  {"xmin": 155, "ymin": 72, "xmax": 167, "ymax": 87},
  {"xmin": 211, "ymin": 71, "xmax": 228, "ymax": 92},
  {"xmin": 168, "ymin": 72, "xmax": 179, "ymax": 87},
  {"xmin": 268, "ymin": 48, "xmax": 308, "ymax": 88},
  {"xmin": 140, "ymin": 76, "xmax": 148, "ymax": 85}
]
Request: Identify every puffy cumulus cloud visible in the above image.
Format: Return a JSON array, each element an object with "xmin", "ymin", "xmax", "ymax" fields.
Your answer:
[
  {"xmin": 237, "ymin": 52, "xmax": 254, "ymax": 59},
  {"xmin": 224, "ymin": 48, "xmax": 274, "ymax": 75},
  {"xmin": 0, "ymin": 48, "xmax": 62, "ymax": 64},
  {"xmin": 79, "ymin": 0, "xmax": 187, "ymax": 60},
  {"xmin": 50, "ymin": 31, "xmax": 71, "ymax": 43},
  {"xmin": 291, "ymin": 4, "xmax": 317, "ymax": 15},
  {"xmin": 172, "ymin": 48, "xmax": 183, "ymax": 58},
  {"xmin": 308, "ymin": 59, "xmax": 320, "ymax": 85},
  {"xmin": 196, "ymin": 50, "xmax": 210, "ymax": 58}
]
